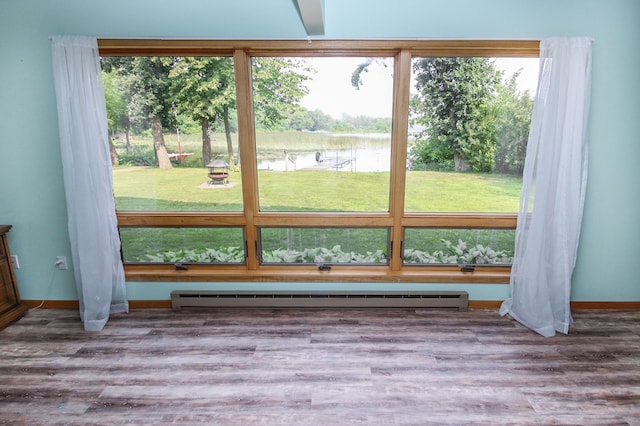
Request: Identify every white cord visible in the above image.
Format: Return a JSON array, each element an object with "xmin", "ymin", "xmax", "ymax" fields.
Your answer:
[{"xmin": 30, "ymin": 265, "xmax": 58, "ymax": 311}]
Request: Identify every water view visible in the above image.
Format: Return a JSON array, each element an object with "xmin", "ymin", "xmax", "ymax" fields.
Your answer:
[{"xmin": 256, "ymin": 134, "xmax": 392, "ymax": 172}]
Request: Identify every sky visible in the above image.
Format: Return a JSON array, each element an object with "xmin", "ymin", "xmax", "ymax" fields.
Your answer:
[{"xmin": 299, "ymin": 57, "xmax": 540, "ymax": 119}]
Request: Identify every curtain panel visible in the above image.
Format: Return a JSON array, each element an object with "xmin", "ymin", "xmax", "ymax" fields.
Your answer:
[
  {"xmin": 500, "ymin": 37, "xmax": 593, "ymax": 337},
  {"xmin": 51, "ymin": 36, "xmax": 128, "ymax": 331}
]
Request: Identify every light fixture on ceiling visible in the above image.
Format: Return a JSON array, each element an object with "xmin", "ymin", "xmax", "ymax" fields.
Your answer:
[{"xmin": 294, "ymin": 0, "xmax": 325, "ymax": 36}]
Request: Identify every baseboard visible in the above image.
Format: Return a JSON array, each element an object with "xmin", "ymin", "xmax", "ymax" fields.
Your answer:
[
  {"xmin": 468, "ymin": 300, "xmax": 503, "ymax": 309},
  {"xmin": 470, "ymin": 301, "xmax": 640, "ymax": 310},
  {"xmin": 22, "ymin": 300, "xmax": 80, "ymax": 309},
  {"xmin": 570, "ymin": 301, "xmax": 640, "ymax": 310},
  {"xmin": 129, "ymin": 300, "xmax": 172, "ymax": 309},
  {"xmin": 21, "ymin": 300, "xmax": 171, "ymax": 309},
  {"xmin": 20, "ymin": 299, "xmax": 640, "ymax": 311}
]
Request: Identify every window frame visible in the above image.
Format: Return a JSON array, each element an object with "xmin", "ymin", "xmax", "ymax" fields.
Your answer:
[{"xmin": 100, "ymin": 39, "xmax": 538, "ymax": 283}]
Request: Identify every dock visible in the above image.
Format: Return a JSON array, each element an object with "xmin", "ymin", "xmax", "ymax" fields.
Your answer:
[{"xmin": 301, "ymin": 154, "xmax": 356, "ymax": 171}]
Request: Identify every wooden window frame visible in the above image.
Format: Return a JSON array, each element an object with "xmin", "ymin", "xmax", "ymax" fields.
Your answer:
[{"xmin": 100, "ymin": 39, "xmax": 539, "ymax": 283}]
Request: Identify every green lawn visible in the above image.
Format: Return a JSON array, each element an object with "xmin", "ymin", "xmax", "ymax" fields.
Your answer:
[
  {"xmin": 114, "ymin": 166, "xmax": 521, "ymax": 263},
  {"xmin": 113, "ymin": 166, "xmax": 522, "ymax": 212}
]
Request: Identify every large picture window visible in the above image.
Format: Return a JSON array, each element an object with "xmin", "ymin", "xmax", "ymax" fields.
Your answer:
[
  {"xmin": 252, "ymin": 56, "xmax": 393, "ymax": 213},
  {"xmin": 100, "ymin": 39, "xmax": 539, "ymax": 283}
]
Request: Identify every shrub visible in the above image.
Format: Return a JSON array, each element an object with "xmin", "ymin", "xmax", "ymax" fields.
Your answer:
[
  {"xmin": 118, "ymin": 146, "xmax": 156, "ymax": 166},
  {"xmin": 142, "ymin": 239, "xmax": 511, "ymax": 266},
  {"xmin": 262, "ymin": 245, "xmax": 386, "ymax": 264},
  {"xmin": 403, "ymin": 239, "xmax": 513, "ymax": 265},
  {"xmin": 144, "ymin": 247, "xmax": 245, "ymax": 263},
  {"xmin": 143, "ymin": 245, "xmax": 387, "ymax": 264}
]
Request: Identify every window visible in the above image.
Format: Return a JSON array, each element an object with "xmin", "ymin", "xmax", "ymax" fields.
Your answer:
[
  {"xmin": 120, "ymin": 227, "xmax": 245, "ymax": 264},
  {"xmin": 101, "ymin": 39, "xmax": 539, "ymax": 283},
  {"xmin": 259, "ymin": 227, "xmax": 389, "ymax": 265},
  {"xmin": 252, "ymin": 56, "xmax": 393, "ymax": 213}
]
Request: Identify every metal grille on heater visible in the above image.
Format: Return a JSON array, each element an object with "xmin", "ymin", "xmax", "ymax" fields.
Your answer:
[{"xmin": 171, "ymin": 290, "xmax": 469, "ymax": 311}]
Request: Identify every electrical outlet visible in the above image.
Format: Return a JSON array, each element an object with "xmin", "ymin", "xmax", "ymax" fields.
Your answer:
[
  {"xmin": 10, "ymin": 255, "xmax": 19, "ymax": 269},
  {"xmin": 55, "ymin": 256, "xmax": 68, "ymax": 270}
]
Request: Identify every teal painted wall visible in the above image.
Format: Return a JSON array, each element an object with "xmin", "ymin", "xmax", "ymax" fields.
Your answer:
[{"xmin": 1, "ymin": 0, "xmax": 638, "ymax": 303}]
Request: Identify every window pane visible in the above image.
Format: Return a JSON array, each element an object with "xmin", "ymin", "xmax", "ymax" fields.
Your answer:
[
  {"xmin": 103, "ymin": 56, "xmax": 243, "ymax": 212},
  {"xmin": 120, "ymin": 227, "xmax": 245, "ymax": 264},
  {"xmin": 403, "ymin": 228, "xmax": 514, "ymax": 265},
  {"xmin": 260, "ymin": 227, "xmax": 389, "ymax": 265},
  {"xmin": 252, "ymin": 57, "xmax": 393, "ymax": 212},
  {"xmin": 405, "ymin": 57, "xmax": 539, "ymax": 213}
]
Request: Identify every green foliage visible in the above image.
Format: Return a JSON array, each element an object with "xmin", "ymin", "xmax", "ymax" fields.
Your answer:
[
  {"xmin": 288, "ymin": 107, "xmax": 316, "ymax": 131},
  {"xmin": 144, "ymin": 246, "xmax": 245, "ymax": 263},
  {"xmin": 117, "ymin": 145, "xmax": 156, "ymax": 166},
  {"xmin": 351, "ymin": 58, "xmax": 374, "ymax": 89},
  {"xmin": 168, "ymin": 56, "xmax": 238, "ymax": 165},
  {"xmin": 403, "ymin": 239, "xmax": 513, "ymax": 265},
  {"xmin": 350, "ymin": 58, "xmax": 390, "ymax": 90},
  {"xmin": 145, "ymin": 245, "xmax": 386, "ymax": 264},
  {"xmin": 103, "ymin": 56, "xmax": 312, "ymax": 167},
  {"xmin": 102, "ymin": 57, "xmax": 174, "ymax": 130},
  {"xmin": 408, "ymin": 135, "xmax": 455, "ymax": 171},
  {"xmin": 252, "ymin": 58, "xmax": 311, "ymax": 128},
  {"xmin": 282, "ymin": 109, "xmax": 392, "ymax": 133},
  {"xmin": 102, "ymin": 71, "xmax": 128, "ymax": 133},
  {"xmin": 493, "ymin": 74, "xmax": 534, "ymax": 175},
  {"xmin": 174, "ymin": 115, "xmax": 201, "ymax": 135},
  {"xmin": 410, "ymin": 57, "xmax": 501, "ymax": 173},
  {"xmin": 307, "ymin": 109, "xmax": 334, "ymax": 131},
  {"xmin": 334, "ymin": 115, "xmax": 392, "ymax": 133},
  {"xmin": 261, "ymin": 245, "xmax": 386, "ymax": 264},
  {"xmin": 169, "ymin": 57, "xmax": 236, "ymax": 122},
  {"xmin": 143, "ymin": 239, "xmax": 511, "ymax": 265}
]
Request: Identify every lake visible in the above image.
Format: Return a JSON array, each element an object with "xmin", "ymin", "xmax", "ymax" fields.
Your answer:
[{"xmin": 255, "ymin": 133, "xmax": 393, "ymax": 172}]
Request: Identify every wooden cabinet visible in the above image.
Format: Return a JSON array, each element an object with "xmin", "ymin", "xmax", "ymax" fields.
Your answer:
[{"xmin": 0, "ymin": 225, "xmax": 28, "ymax": 330}]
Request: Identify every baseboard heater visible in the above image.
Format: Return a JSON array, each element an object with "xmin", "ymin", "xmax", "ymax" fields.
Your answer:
[{"xmin": 171, "ymin": 290, "xmax": 468, "ymax": 311}]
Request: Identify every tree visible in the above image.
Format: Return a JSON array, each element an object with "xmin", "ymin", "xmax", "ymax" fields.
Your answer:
[
  {"xmin": 493, "ymin": 73, "xmax": 534, "ymax": 175},
  {"xmin": 169, "ymin": 57, "xmax": 309, "ymax": 167},
  {"xmin": 102, "ymin": 57, "xmax": 173, "ymax": 169},
  {"xmin": 284, "ymin": 107, "xmax": 333, "ymax": 132},
  {"xmin": 169, "ymin": 57, "xmax": 236, "ymax": 166},
  {"xmin": 308, "ymin": 108, "xmax": 334, "ymax": 131},
  {"xmin": 252, "ymin": 58, "xmax": 310, "ymax": 128},
  {"xmin": 288, "ymin": 107, "xmax": 314, "ymax": 131},
  {"xmin": 102, "ymin": 71, "xmax": 128, "ymax": 165},
  {"xmin": 103, "ymin": 56, "xmax": 310, "ymax": 169},
  {"xmin": 410, "ymin": 58, "xmax": 501, "ymax": 172}
]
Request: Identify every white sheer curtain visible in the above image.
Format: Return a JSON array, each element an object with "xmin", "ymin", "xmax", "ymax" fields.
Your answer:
[
  {"xmin": 500, "ymin": 37, "xmax": 593, "ymax": 337},
  {"xmin": 51, "ymin": 36, "xmax": 128, "ymax": 331}
]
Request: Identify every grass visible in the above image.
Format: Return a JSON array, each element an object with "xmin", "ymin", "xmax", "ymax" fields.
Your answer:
[
  {"xmin": 113, "ymin": 165, "xmax": 521, "ymax": 262},
  {"xmin": 113, "ymin": 132, "xmax": 522, "ymax": 262},
  {"xmin": 113, "ymin": 167, "xmax": 521, "ymax": 213}
]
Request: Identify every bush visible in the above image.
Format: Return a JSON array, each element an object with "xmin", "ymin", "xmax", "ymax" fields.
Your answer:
[
  {"xmin": 118, "ymin": 146, "xmax": 156, "ymax": 166},
  {"xmin": 143, "ymin": 245, "xmax": 387, "ymax": 264},
  {"xmin": 403, "ymin": 239, "xmax": 513, "ymax": 265},
  {"xmin": 408, "ymin": 137, "xmax": 455, "ymax": 171},
  {"xmin": 262, "ymin": 245, "xmax": 387, "ymax": 264},
  {"xmin": 144, "ymin": 247, "xmax": 245, "ymax": 263},
  {"xmin": 142, "ymin": 239, "xmax": 512, "ymax": 265}
]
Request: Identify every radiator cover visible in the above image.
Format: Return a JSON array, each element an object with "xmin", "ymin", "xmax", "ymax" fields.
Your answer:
[{"xmin": 171, "ymin": 290, "xmax": 468, "ymax": 311}]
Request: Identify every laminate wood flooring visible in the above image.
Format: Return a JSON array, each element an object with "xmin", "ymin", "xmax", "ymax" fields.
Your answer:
[{"xmin": 1, "ymin": 308, "xmax": 639, "ymax": 425}]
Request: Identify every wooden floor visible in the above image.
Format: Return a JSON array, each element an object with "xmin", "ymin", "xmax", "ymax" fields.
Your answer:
[{"xmin": 1, "ymin": 308, "xmax": 639, "ymax": 425}]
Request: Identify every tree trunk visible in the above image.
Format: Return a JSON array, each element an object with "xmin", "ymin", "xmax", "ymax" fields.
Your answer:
[
  {"xmin": 454, "ymin": 151, "xmax": 471, "ymax": 172},
  {"xmin": 223, "ymin": 106, "xmax": 235, "ymax": 168},
  {"xmin": 151, "ymin": 116, "xmax": 172, "ymax": 169},
  {"xmin": 201, "ymin": 117, "xmax": 212, "ymax": 166},
  {"xmin": 108, "ymin": 136, "xmax": 119, "ymax": 166},
  {"xmin": 125, "ymin": 127, "xmax": 131, "ymax": 152}
]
